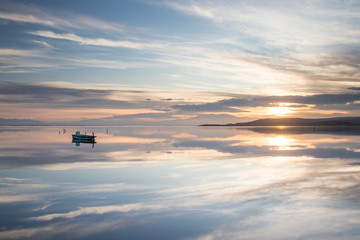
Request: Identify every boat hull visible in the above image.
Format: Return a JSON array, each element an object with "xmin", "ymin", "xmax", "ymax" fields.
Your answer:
[
  {"xmin": 72, "ymin": 132, "xmax": 96, "ymax": 147},
  {"xmin": 72, "ymin": 135, "xmax": 96, "ymax": 142}
]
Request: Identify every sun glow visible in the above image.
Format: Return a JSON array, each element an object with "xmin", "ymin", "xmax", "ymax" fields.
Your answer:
[
  {"xmin": 268, "ymin": 136, "xmax": 293, "ymax": 150},
  {"xmin": 269, "ymin": 107, "xmax": 291, "ymax": 116},
  {"xmin": 269, "ymin": 136, "xmax": 292, "ymax": 146}
]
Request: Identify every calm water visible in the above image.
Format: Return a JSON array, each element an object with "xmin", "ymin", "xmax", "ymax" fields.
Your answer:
[{"xmin": 1, "ymin": 126, "xmax": 360, "ymax": 239}]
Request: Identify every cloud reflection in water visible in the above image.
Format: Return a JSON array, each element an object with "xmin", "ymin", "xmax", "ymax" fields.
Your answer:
[{"xmin": 0, "ymin": 126, "xmax": 360, "ymax": 239}]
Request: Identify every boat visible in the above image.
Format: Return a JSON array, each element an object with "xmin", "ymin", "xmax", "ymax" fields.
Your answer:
[{"xmin": 72, "ymin": 131, "xmax": 96, "ymax": 147}]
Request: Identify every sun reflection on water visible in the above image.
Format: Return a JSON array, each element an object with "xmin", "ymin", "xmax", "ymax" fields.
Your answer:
[{"xmin": 268, "ymin": 136, "xmax": 293, "ymax": 150}]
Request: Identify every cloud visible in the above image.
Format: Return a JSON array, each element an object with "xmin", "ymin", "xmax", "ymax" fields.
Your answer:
[
  {"xmin": 2, "ymin": 2, "xmax": 353, "ymax": 89},
  {"xmin": 0, "ymin": 194, "xmax": 40, "ymax": 203},
  {"xmin": 173, "ymin": 102, "xmax": 239, "ymax": 112},
  {"xmin": 0, "ymin": 11, "xmax": 55, "ymax": 26},
  {"xmin": 0, "ymin": 47, "xmax": 56, "ymax": 73},
  {"xmin": 29, "ymin": 31, "xmax": 144, "ymax": 49},
  {"xmin": 0, "ymin": 48, "xmax": 151, "ymax": 73},
  {"xmin": 0, "ymin": 81, "xmax": 147, "ymax": 109},
  {"xmin": 1, "ymin": 80, "xmax": 359, "ymax": 123},
  {"xmin": 166, "ymin": 1, "xmax": 223, "ymax": 23},
  {"xmin": 1, "ymin": 0, "xmax": 359, "ymax": 90},
  {"xmin": 0, "ymin": 226, "xmax": 54, "ymax": 239},
  {"xmin": 0, "ymin": 2, "xmax": 127, "ymax": 32},
  {"xmin": 166, "ymin": 0, "xmax": 360, "ymax": 84},
  {"xmin": 30, "ymin": 203, "xmax": 165, "ymax": 221},
  {"xmin": 0, "ymin": 48, "xmax": 39, "ymax": 56},
  {"xmin": 167, "ymin": 0, "xmax": 360, "ymax": 46},
  {"xmin": 173, "ymin": 93, "xmax": 360, "ymax": 112},
  {"xmin": 0, "ymin": 81, "xmax": 112, "ymax": 99},
  {"xmin": 74, "ymin": 113, "xmax": 241, "ymax": 126},
  {"xmin": 348, "ymin": 87, "xmax": 360, "ymax": 91},
  {"xmin": 32, "ymin": 40, "xmax": 55, "ymax": 49},
  {"xmin": 68, "ymin": 58, "xmax": 151, "ymax": 70}
]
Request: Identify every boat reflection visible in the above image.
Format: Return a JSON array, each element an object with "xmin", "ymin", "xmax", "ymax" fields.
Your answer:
[{"xmin": 72, "ymin": 139, "xmax": 96, "ymax": 147}]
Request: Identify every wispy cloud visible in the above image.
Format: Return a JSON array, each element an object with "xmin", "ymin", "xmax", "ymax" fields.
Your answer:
[
  {"xmin": 166, "ymin": 1, "xmax": 223, "ymax": 23},
  {"xmin": 0, "ymin": 2, "xmax": 127, "ymax": 32},
  {"xmin": 68, "ymin": 58, "xmax": 152, "ymax": 70},
  {"xmin": 0, "ymin": 47, "xmax": 152, "ymax": 73},
  {"xmin": 0, "ymin": 48, "xmax": 39, "ymax": 56},
  {"xmin": 29, "ymin": 31, "xmax": 145, "ymax": 49},
  {"xmin": 31, "ymin": 203, "xmax": 165, "ymax": 221},
  {"xmin": 0, "ymin": 194, "xmax": 40, "ymax": 203},
  {"xmin": 0, "ymin": 81, "xmax": 142, "ymax": 109},
  {"xmin": 0, "ymin": 12, "xmax": 55, "ymax": 26},
  {"xmin": 0, "ymin": 48, "xmax": 56, "ymax": 73},
  {"xmin": 167, "ymin": 0, "xmax": 360, "ymax": 45},
  {"xmin": 173, "ymin": 93, "xmax": 360, "ymax": 112},
  {"xmin": 166, "ymin": 0, "xmax": 360, "ymax": 84},
  {"xmin": 0, "ymin": 226, "xmax": 54, "ymax": 239},
  {"xmin": 32, "ymin": 40, "xmax": 55, "ymax": 49}
]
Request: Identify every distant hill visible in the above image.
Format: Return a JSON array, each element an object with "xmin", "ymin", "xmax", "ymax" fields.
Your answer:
[
  {"xmin": 200, "ymin": 117, "xmax": 360, "ymax": 127},
  {"xmin": 0, "ymin": 118, "xmax": 47, "ymax": 126}
]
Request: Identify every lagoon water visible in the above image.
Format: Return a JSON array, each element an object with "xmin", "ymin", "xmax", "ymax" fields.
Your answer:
[{"xmin": 0, "ymin": 126, "xmax": 360, "ymax": 239}]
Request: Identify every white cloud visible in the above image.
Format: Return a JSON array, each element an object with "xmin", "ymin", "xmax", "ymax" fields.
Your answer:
[
  {"xmin": 0, "ymin": 48, "xmax": 39, "ymax": 56},
  {"xmin": 166, "ymin": 1, "xmax": 223, "ymax": 23},
  {"xmin": 0, "ymin": 55, "xmax": 55, "ymax": 73},
  {"xmin": 29, "ymin": 31, "xmax": 144, "ymax": 49},
  {"xmin": 0, "ymin": 194, "xmax": 40, "ymax": 203},
  {"xmin": 166, "ymin": 0, "xmax": 360, "ymax": 43},
  {"xmin": 0, "ymin": 226, "xmax": 54, "ymax": 239},
  {"xmin": 31, "ymin": 203, "xmax": 166, "ymax": 221},
  {"xmin": 0, "ymin": 3, "xmax": 126, "ymax": 32},
  {"xmin": 32, "ymin": 40, "xmax": 54, "ymax": 49},
  {"xmin": 68, "ymin": 58, "xmax": 152, "ymax": 69},
  {"xmin": 164, "ymin": 0, "xmax": 360, "ymax": 87},
  {"xmin": 0, "ymin": 12, "xmax": 55, "ymax": 26},
  {"xmin": 0, "ymin": 47, "xmax": 150, "ymax": 73}
]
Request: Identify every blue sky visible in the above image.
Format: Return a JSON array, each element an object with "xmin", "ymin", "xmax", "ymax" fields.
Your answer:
[{"xmin": 0, "ymin": 0, "xmax": 359, "ymax": 124}]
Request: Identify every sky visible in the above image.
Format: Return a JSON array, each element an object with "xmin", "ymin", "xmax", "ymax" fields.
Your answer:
[{"xmin": 0, "ymin": 0, "xmax": 359, "ymax": 124}]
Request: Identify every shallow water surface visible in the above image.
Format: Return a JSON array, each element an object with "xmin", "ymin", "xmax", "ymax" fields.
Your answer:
[{"xmin": 0, "ymin": 126, "xmax": 360, "ymax": 239}]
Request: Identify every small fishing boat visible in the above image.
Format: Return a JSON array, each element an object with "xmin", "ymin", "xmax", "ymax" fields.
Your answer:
[
  {"xmin": 72, "ymin": 131, "xmax": 96, "ymax": 147},
  {"xmin": 72, "ymin": 131, "xmax": 96, "ymax": 141}
]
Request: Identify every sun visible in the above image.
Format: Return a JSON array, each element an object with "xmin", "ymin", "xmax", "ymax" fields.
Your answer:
[{"xmin": 269, "ymin": 107, "xmax": 291, "ymax": 116}]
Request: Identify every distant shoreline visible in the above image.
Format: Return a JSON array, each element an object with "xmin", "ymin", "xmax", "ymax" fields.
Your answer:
[{"xmin": 200, "ymin": 117, "xmax": 360, "ymax": 127}]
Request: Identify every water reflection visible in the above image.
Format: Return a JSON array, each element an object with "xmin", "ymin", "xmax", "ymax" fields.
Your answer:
[
  {"xmin": 247, "ymin": 126, "xmax": 360, "ymax": 135},
  {"xmin": 72, "ymin": 139, "xmax": 96, "ymax": 147},
  {"xmin": 0, "ymin": 126, "xmax": 360, "ymax": 239}
]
